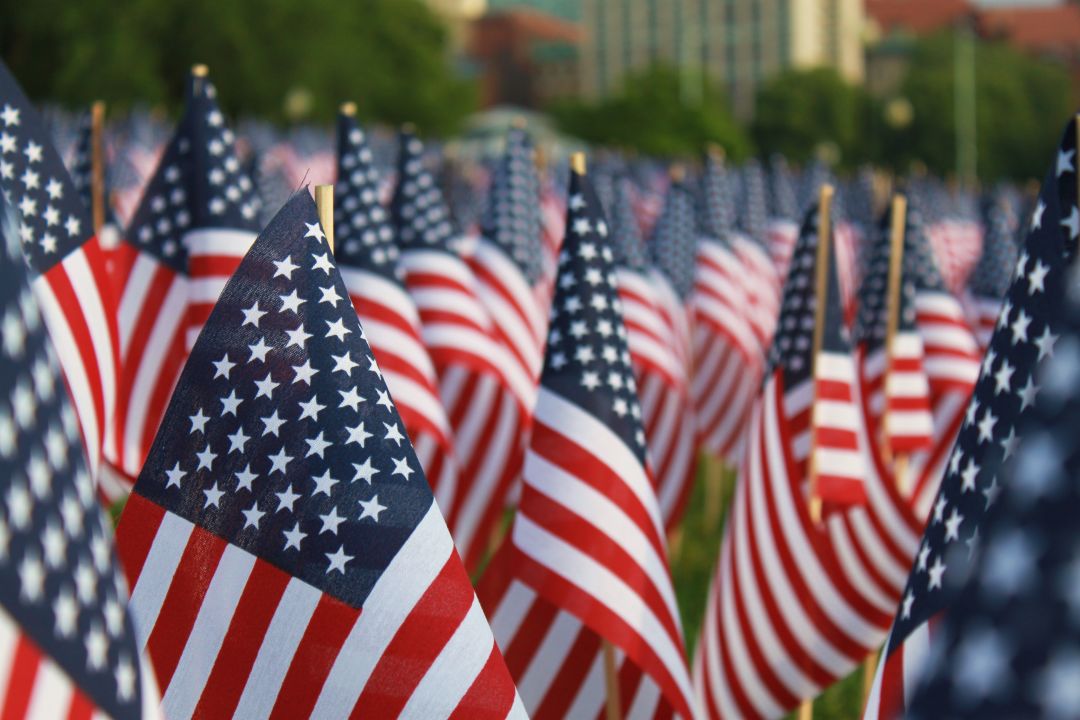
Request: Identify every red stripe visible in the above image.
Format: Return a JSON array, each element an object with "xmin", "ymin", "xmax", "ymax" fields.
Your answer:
[
  {"xmin": 192, "ymin": 560, "xmax": 292, "ymax": 718},
  {"xmin": 351, "ymin": 557, "xmax": 471, "ymax": 717},
  {"xmin": 65, "ymin": 689, "xmax": 95, "ymax": 720},
  {"xmin": 532, "ymin": 626, "xmax": 600, "ymax": 719},
  {"xmin": 137, "ymin": 323, "xmax": 187, "ymax": 465},
  {"xmin": 447, "ymin": 644, "xmax": 518, "ymax": 720},
  {"xmin": 1, "ymin": 634, "xmax": 40, "ymax": 720},
  {"xmin": 114, "ymin": 492, "xmax": 167, "ymax": 589},
  {"xmin": 267, "ymin": 594, "xmax": 359, "ymax": 719},
  {"xmin": 187, "ymin": 256, "xmax": 243, "ymax": 278},
  {"xmin": 146, "ymin": 525, "xmax": 229, "ymax": 692},
  {"xmin": 877, "ymin": 648, "xmax": 905, "ymax": 720}
]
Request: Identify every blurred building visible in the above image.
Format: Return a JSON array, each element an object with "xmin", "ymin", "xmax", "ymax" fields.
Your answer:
[
  {"xmin": 467, "ymin": 8, "xmax": 582, "ymax": 109},
  {"xmin": 426, "ymin": 0, "xmax": 490, "ymax": 53},
  {"xmin": 578, "ymin": 0, "xmax": 865, "ymax": 119}
]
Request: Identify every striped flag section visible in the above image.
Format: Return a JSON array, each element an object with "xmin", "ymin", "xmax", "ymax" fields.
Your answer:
[
  {"xmin": 812, "ymin": 352, "xmax": 866, "ymax": 508},
  {"xmin": 0, "ymin": 60, "xmax": 119, "ymax": 490},
  {"xmin": 108, "ymin": 70, "xmax": 259, "ymax": 492},
  {"xmin": 393, "ymin": 131, "xmax": 532, "ymax": 570},
  {"xmin": 116, "ymin": 192, "xmax": 523, "ymax": 718},
  {"xmin": 481, "ymin": 162, "xmax": 694, "ymax": 719},
  {"xmin": 333, "ymin": 110, "xmax": 459, "ymax": 510},
  {"xmin": 693, "ymin": 203, "xmax": 923, "ymax": 719}
]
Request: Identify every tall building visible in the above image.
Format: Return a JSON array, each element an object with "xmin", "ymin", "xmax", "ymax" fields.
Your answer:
[
  {"xmin": 426, "ymin": 0, "xmax": 490, "ymax": 53},
  {"xmin": 579, "ymin": 0, "xmax": 865, "ymax": 119}
]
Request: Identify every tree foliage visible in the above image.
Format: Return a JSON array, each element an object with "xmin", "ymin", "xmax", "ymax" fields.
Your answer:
[
  {"xmin": 0, "ymin": 0, "xmax": 476, "ymax": 134},
  {"xmin": 550, "ymin": 66, "xmax": 752, "ymax": 160},
  {"xmin": 751, "ymin": 67, "xmax": 873, "ymax": 169}
]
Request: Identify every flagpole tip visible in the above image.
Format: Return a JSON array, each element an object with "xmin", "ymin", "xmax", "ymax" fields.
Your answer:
[
  {"xmin": 706, "ymin": 143, "xmax": 725, "ymax": 162},
  {"xmin": 511, "ymin": 115, "xmax": 527, "ymax": 130},
  {"xmin": 340, "ymin": 101, "xmax": 357, "ymax": 117},
  {"xmin": 401, "ymin": 122, "xmax": 417, "ymax": 135},
  {"xmin": 191, "ymin": 64, "xmax": 209, "ymax": 78},
  {"xmin": 669, "ymin": 163, "xmax": 686, "ymax": 183},
  {"xmin": 571, "ymin": 152, "xmax": 587, "ymax": 176}
]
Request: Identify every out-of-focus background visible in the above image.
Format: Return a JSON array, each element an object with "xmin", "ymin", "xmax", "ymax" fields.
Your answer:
[{"xmin": 3, "ymin": 0, "xmax": 1078, "ymax": 184}]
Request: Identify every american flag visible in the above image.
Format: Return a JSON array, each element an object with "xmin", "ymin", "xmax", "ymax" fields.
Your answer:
[
  {"xmin": 467, "ymin": 126, "xmax": 547, "ymax": 391},
  {"xmin": 880, "ymin": 204, "xmax": 981, "ymax": 518},
  {"xmin": 479, "ymin": 160, "xmax": 695, "ymax": 718},
  {"xmin": 332, "ymin": 110, "xmax": 459, "ymax": 514},
  {"xmin": 906, "ymin": 261, "xmax": 1080, "ymax": 719},
  {"xmin": 0, "ymin": 62, "xmax": 119, "ymax": 493},
  {"xmin": 694, "ymin": 201, "xmax": 923, "ymax": 719},
  {"xmin": 967, "ymin": 192, "xmax": 1020, "ymax": 349},
  {"xmin": 854, "ymin": 202, "xmax": 936, "ymax": 472},
  {"xmin": 393, "ymin": 130, "xmax": 531, "ymax": 571},
  {"xmin": 863, "ymin": 116, "xmax": 1077, "ymax": 720},
  {"xmin": 114, "ymin": 191, "xmax": 524, "ymax": 718},
  {"xmin": 692, "ymin": 154, "xmax": 766, "ymax": 465},
  {"xmin": 0, "ymin": 192, "xmax": 155, "ymax": 718},
  {"xmin": 69, "ymin": 109, "xmax": 121, "ymax": 245},
  {"xmin": 604, "ymin": 170, "xmax": 698, "ymax": 531},
  {"xmin": 109, "ymin": 70, "xmax": 260, "ymax": 494},
  {"xmin": 648, "ymin": 178, "xmax": 696, "ymax": 372}
]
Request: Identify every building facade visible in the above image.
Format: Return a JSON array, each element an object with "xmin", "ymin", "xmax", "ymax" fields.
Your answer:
[{"xmin": 579, "ymin": 0, "xmax": 864, "ymax": 119}]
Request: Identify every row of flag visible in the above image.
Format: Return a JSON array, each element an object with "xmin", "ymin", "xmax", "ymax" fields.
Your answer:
[{"xmin": 0, "ymin": 55, "xmax": 1073, "ymax": 719}]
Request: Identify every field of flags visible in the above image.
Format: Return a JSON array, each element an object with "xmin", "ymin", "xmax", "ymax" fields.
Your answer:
[{"xmin": 0, "ymin": 55, "xmax": 1071, "ymax": 719}]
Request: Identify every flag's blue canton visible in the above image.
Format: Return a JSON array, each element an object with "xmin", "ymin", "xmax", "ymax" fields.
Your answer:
[
  {"xmin": 697, "ymin": 153, "xmax": 735, "ymax": 239},
  {"xmin": 0, "ymin": 62, "xmax": 93, "ymax": 272},
  {"xmin": 543, "ymin": 168, "xmax": 647, "ymax": 460},
  {"xmin": 69, "ymin": 111, "xmax": 119, "ymax": 229},
  {"xmin": 480, "ymin": 127, "xmax": 543, "ymax": 284},
  {"xmin": 391, "ymin": 131, "xmax": 457, "ymax": 251},
  {"xmin": 970, "ymin": 192, "xmax": 1020, "ymax": 300},
  {"xmin": 126, "ymin": 75, "xmax": 261, "ymax": 272},
  {"xmin": 0, "ymin": 194, "xmax": 142, "ymax": 717},
  {"xmin": 333, "ymin": 113, "xmax": 400, "ymax": 282},
  {"xmin": 769, "ymin": 154, "xmax": 799, "ymax": 220},
  {"xmin": 853, "ymin": 206, "xmax": 926, "ymax": 351},
  {"xmin": 649, "ymin": 180, "xmax": 697, "ymax": 299},
  {"xmin": 887, "ymin": 118, "xmax": 1079, "ymax": 655},
  {"xmin": 737, "ymin": 160, "xmax": 769, "ymax": 242},
  {"xmin": 133, "ymin": 192, "xmax": 433, "ymax": 609},
  {"xmin": 766, "ymin": 204, "xmax": 849, "ymax": 388},
  {"xmin": 604, "ymin": 172, "xmax": 649, "ymax": 271}
]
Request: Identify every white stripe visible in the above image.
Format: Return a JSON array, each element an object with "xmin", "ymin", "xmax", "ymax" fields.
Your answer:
[
  {"xmin": 33, "ymin": 277, "xmax": 99, "ymax": 474},
  {"xmin": 886, "ymin": 372, "xmax": 931, "ymax": 397},
  {"xmin": 64, "ymin": 251, "xmax": 116, "ymax": 433},
  {"xmin": 122, "ymin": 281, "xmax": 186, "ymax": 473},
  {"xmin": 524, "ymin": 449, "xmax": 681, "ymax": 624},
  {"xmin": 923, "ymin": 356, "xmax": 980, "ymax": 385},
  {"xmin": 517, "ymin": 609, "xmax": 582, "ymax": 709},
  {"xmin": 186, "ymin": 277, "xmax": 231, "ymax": 305},
  {"xmin": 626, "ymin": 673, "xmax": 662, "ymax": 720},
  {"xmin": 382, "ymin": 370, "xmax": 450, "ymax": 439},
  {"xmin": 411, "ymin": 288, "xmax": 492, "ymax": 330},
  {"xmin": 533, "ymin": 388, "xmax": 665, "ymax": 542},
  {"xmin": 815, "ymin": 352, "xmax": 857, "ymax": 382},
  {"xmin": 512, "ymin": 514, "xmax": 694, "ymax": 708},
  {"xmin": 401, "ymin": 248, "xmax": 479, "ymax": 287},
  {"xmin": 814, "ymin": 400, "xmax": 860, "ymax": 431},
  {"xmin": 700, "ymin": 551, "xmax": 741, "ymax": 719},
  {"xmin": 183, "ymin": 227, "xmax": 256, "ymax": 258},
  {"xmin": 362, "ymin": 319, "xmax": 438, "ymax": 386},
  {"xmin": 232, "ymin": 578, "xmax": 321, "ymax": 719},
  {"xmin": 563, "ymin": 650, "xmax": 607, "ymax": 720},
  {"xmin": 400, "ymin": 598, "xmax": 495, "ymax": 719},
  {"xmin": 815, "ymin": 448, "xmax": 865, "ymax": 479},
  {"xmin": 310, "ymin": 504, "xmax": 453, "ymax": 719},
  {"xmin": 826, "ymin": 518, "xmax": 895, "ymax": 614},
  {"xmin": 118, "ymin": 254, "xmax": 162, "ymax": 354},
  {"xmin": 847, "ymin": 509, "xmax": 909, "ymax": 592},
  {"xmin": 886, "ymin": 411, "xmax": 935, "ymax": 437},
  {"xmin": 24, "ymin": 655, "xmax": 73, "ymax": 719},
  {"xmin": 902, "ymin": 622, "xmax": 932, "ymax": 708},
  {"xmin": 920, "ymin": 325, "xmax": 979, "ymax": 354},
  {"xmin": 161, "ymin": 545, "xmax": 256, "ymax": 720},
  {"xmin": 452, "ymin": 386, "xmax": 516, "ymax": 551},
  {"xmin": 0, "ymin": 611, "xmax": 17, "ymax": 701},
  {"xmin": 340, "ymin": 267, "xmax": 423, "ymax": 330},
  {"xmin": 489, "ymin": 580, "xmax": 536, "ymax": 648},
  {"xmin": 474, "ymin": 240, "xmax": 545, "ymax": 336},
  {"xmin": 423, "ymin": 324, "xmax": 535, "ymax": 407},
  {"xmin": 128, "ymin": 512, "xmax": 194, "ymax": 647}
]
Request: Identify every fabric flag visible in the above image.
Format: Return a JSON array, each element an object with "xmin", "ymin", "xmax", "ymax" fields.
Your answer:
[
  {"xmin": 906, "ymin": 260, "xmax": 1080, "ymax": 719},
  {"xmin": 115, "ymin": 191, "xmax": 524, "ymax": 718},
  {"xmin": 332, "ymin": 111, "xmax": 459, "ymax": 512},
  {"xmin": 692, "ymin": 154, "xmax": 765, "ymax": 465},
  {"xmin": 479, "ymin": 161, "xmax": 695, "ymax": 718},
  {"xmin": 109, "ymin": 70, "xmax": 260, "ymax": 493},
  {"xmin": 605, "ymin": 170, "xmax": 698, "ymax": 531},
  {"xmin": 853, "ymin": 206, "xmax": 936, "ymax": 474},
  {"xmin": 863, "ymin": 116, "xmax": 1077, "ymax": 720},
  {"xmin": 394, "ymin": 130, "xmax": 532, "ymax": 571},
  {"xmin": 0, "ymin": 61, "xmax": 118, "ymax": 491},
  {"xmin": 694, "ymin": 202, "xmax": 923, "ymax": 719},
  {"xmin": 468, "ymin": 126, "xmax": 547, "ymax": 391},
  {"xmin": 0, "ymin": 192, "xmax": 157, "ymax": 718},
  {"xmin": 648, "ymin": 177, "xmax": 696, "ymax": 373},
  {"xmin": 69, "ymin": 109, "xmax": 121, "ymax": 248},
  {"xmin": 732, "ymin": 162, "xmax": 782, "ymax": 352},
  {"xmin": 967, "ymin": 192, "xmax": 1019, "ymax": 349}
]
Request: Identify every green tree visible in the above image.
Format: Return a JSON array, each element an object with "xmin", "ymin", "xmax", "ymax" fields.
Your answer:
[
  {"xmin": 751, "ymin": 67, "xmax": 874, "ymax": 169},
  {"xmin": 0, "ymin": 0, "xmax": 476, "ymax": 135},
  {"xmin": 882, "ymin": 32, "xmax": 1074, "ymax": 182},
  {"xmin": 551, "ymin": 65, "xmax": 752, "ymax": 159}
]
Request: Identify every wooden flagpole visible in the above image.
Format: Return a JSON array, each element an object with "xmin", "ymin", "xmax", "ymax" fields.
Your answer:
[
  {"xmin": 571, "ymin": 149, "xmax": 621, "ymax": 720},
  {"xmin": 882, "ymin": 194, "xmax": 909, "ymax": 491},
  {"xmin": 315, "ymin": 185, "xmax": 334, "ymax": 253},
  {"xmin": 89, "ymin": 101, "xmax": 106, "ymax": 237},
  {"xmin": 807, "ymin": 183, "xmax": 835, "ymax": 527}
]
